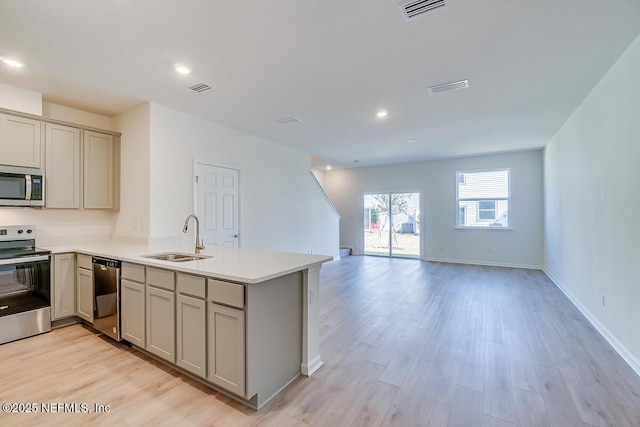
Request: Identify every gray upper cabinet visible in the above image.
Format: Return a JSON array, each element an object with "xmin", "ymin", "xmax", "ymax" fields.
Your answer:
[
  {"xmin": 83, "ymin": 130, "xmax": 114, "ymax": 209},
  {"xmin": 0, "ymin": 109, "xmax": 120, "ymax": 210},
  {"xmin": 0, "ymin": 114, "xmax": 43, "ymax": 168},
  {"xmin": 45, "ymin": 123, "xmax": 81, "ymax": 208}
]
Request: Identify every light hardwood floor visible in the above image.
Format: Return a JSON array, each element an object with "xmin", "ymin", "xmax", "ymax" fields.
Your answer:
[{"xmin": 1, "ymin": 256, "xmax": 640, "ymax": 426}]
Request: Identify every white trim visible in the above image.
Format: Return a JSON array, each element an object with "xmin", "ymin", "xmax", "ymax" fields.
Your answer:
[
  {"xmin": 302, "ymin": 266, "xmax": 322, "ymax": 381},
  {"xmin": 543, "ymin": 269, "xmax": 640, "ymax": 377},
  {"xmin": 310, "ymin": 172, "xmax": 340, "ymax": 219},
  {"xmin": 301, "ymin": 355, "xmax": 324, "ymax": 377},
  {"xmin": 423, "ymin": 256, "xmax": 542, "ymax": 270},
  {"xmin": 456, "ymin": 167, "xmax": 512, "ymax": 175}
]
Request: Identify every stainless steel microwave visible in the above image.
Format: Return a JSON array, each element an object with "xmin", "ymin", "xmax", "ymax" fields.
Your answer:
[{"xmin": 0, "ymin": 165, "xmax": 44, "ymax": 207}]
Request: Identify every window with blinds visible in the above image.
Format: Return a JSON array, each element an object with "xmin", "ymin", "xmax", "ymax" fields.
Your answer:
[{"xmin": 456, "ymin": 169, "xmax": 510, "ymax": 228}]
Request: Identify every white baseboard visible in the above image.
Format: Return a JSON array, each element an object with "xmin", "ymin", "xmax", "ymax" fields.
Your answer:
[
  {"xmin": 423, "ymin": 256, "xmax": 543, "ymax": 270},
  {"xmin": 301, "ymin": 356, "xmax": 323, "ymax": 377},
  {"xmin": 543, "ymin": 269, "xmax": 640, "ymax": 377}
]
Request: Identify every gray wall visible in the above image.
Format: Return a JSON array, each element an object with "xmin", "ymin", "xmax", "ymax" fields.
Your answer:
[
  {"xmin": 322, "ymin": 149, "xmax": 543, "ymax": 268},
  {"xmin": 544, "ymin": 34, "xmax": 640, "ymax": 373},
  {"xmin": 146, "ymin": 103, "xmax": 340, "ymax": 258}
]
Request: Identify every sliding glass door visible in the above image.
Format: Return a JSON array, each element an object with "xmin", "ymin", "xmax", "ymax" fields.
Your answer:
[{"xmin": 363, "ymin": 192, "xmax": 420, "ymax": 258}]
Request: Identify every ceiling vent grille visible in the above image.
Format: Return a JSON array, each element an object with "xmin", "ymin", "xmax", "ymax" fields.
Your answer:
[
  {"xmin": 187, "ymin": 82, "xmax": 213, "ymax": 93},
  {"xmin": 428, "ymin": 79, "xmax": 469, "ymax": 94},
  {"xmin": 274, "ymin": 117, "xmax": 300, "ymax": 125},
  {"xmin": 400, "ymin": 0, "xmax": 447, "ymax": 21}
]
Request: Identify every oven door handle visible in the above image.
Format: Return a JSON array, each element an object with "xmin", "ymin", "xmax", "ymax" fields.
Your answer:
[{"xmin": 0, "ymin": 255, "xmax": 50, "ymax": 266}]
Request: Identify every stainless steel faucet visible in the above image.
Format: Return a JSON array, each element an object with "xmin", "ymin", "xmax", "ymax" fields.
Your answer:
[{"xmin": 183, "ymin": 214, "xmax": 205, "ymax": 254}]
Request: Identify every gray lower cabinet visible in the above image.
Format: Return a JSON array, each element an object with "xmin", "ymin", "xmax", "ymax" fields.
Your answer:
[
  {"xmin": 52, "ymin": 253, "xmax": 76, "ymax": 320},
  {"xmin": 76, "ymin": 267, "xmax": 93, "ymax": 323},
  {"xmin": 121, "ymin": 279, "xmax": 145, "ymax": 347},
  {"xmin": 176, "ymin": 294, "xmax": 206, "ymax": 377},
  {"xmin": 208, "ymin": 302, "xmax": 245, "ymax": 397},
  {"xmin": 146, "ymin": 285, "xmax": 175, "ymax": 362}
]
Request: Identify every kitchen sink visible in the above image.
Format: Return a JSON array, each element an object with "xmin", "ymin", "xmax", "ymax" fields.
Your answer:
[{"xmin": 142, "ymin": 252, "xmax": 213, "ymax": 262}]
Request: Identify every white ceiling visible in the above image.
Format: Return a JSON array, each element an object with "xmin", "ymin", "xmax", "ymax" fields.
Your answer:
[{"xmin": 1, "ymin": 0, "xmax": 639, "ymax": 168}]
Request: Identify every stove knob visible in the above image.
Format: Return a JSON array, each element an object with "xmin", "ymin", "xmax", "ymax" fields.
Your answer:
[
  {"xmin": 17, "ymin": 229, "xmax": 24, "ymax": 234},
  {"xmin": 26, "ymin": 229, "xmax": 33, "ymax": 234}
]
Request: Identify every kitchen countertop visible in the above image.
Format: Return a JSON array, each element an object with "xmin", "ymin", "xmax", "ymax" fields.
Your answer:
[{"xmin": 44, "ymin": 241, "xmax": 333, "ymax": 284}]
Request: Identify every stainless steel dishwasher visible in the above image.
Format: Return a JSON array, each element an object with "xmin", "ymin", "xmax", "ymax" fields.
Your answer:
[{"xmin": 92, "ymin": 257, "xmax": 121, "ymax": 341}]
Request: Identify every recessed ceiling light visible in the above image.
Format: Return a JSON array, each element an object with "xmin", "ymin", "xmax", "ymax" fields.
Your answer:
[
  {"xmin": 408, "ymin": 139, "xmax": 416, "ymax": 143},
  {"xmin": 1, "ymin": 58, "xmax": 24, "ymax": 68},
  {"xmin": 376, "ymin": 110, "xmax": 388, "ymax": 118},
  {"xmin": 326, "ymin": 165, "xmax": 332, "ymax": 170},
  {"xmin": 175, "ymin": 65, "xmax": 191, "ymax": 74}
]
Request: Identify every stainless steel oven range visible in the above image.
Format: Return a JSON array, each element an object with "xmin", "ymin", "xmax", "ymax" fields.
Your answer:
[{"xmin": 0, "ymin": 225, "xmax": 51, "ymax": 345}]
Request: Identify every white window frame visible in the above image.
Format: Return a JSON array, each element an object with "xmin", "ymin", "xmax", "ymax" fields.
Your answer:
[{"xmin": 456, "ymin": 168, "xmax": 511, "ymax": 230}]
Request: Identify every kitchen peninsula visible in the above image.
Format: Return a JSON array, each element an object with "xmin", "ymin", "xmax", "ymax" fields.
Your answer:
[{"xmin": 46, "ymin": 241, "xmax": 332, "ymax": 410}]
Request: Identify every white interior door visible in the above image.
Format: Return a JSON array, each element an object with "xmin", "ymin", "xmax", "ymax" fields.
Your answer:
[{"xmin": 195, "ymin": 163, "xmax": 239, "ymax": 247}]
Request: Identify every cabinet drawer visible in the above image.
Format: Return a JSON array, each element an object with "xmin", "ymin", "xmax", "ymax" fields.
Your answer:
[
  {"xmin": 207, "ymin": 279, "xmax": 244, "ymax": 309},
  {"xmin": 77, "ymin": 254, "xmax": 92, "ymax": 270},
  {"xmin": 146, "ymin": 267, "xmax": 175, "ymax": 291},
  {"xmin": 177, "ymin": 273, "xmax": 206, "ymax": 299},
  {"xmin": 122, "ymin": 262, "xmax": 145, "ymax": 282}
]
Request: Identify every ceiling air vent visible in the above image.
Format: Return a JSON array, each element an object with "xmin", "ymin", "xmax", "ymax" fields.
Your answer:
[
  {"xmin": 274, "ymin": 117, "xmax": 300, "ymax": 125},
  {"xmin": 428, "ymin": 79, "xmax": 469, "ymax": 94},
  {"xmin": 187, "ymin": 82, "xmax": 213, "ymax": 93},
  {"xmin": 400, "ymin": 0, "xmax": 447, "ymax": 21}
]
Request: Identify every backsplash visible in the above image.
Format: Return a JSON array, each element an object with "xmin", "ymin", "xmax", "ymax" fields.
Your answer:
[{"xmin": 0, "ymin": 208, "xmax": 115, "ymax": 246}]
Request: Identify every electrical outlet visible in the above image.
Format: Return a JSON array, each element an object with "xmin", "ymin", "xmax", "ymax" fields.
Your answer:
[
  {"xmin": 601, "ymin": 293, "xmax": 605, "ymax": 307},
  {"xmin": 488, "ymin": 247, "xmax": 492, "ymax": 254},
  {"xmin": 439, "ymin": 246, "xmax": 444, "ymax": 251}
]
